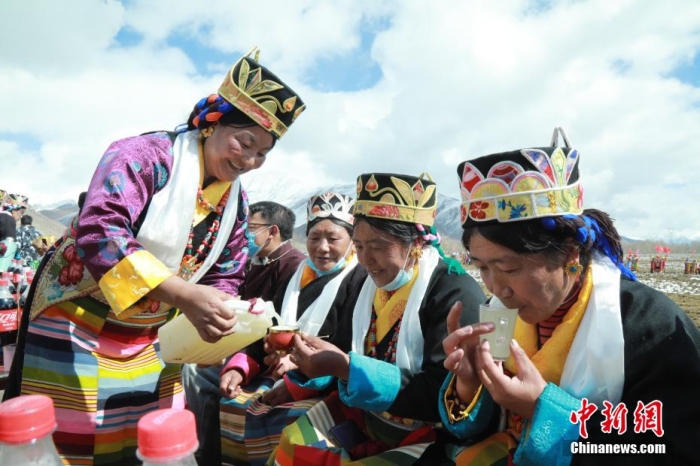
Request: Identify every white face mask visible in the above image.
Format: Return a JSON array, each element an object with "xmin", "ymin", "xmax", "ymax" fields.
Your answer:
[
  {"xmin": 306, "ymin": 242, "xmax": 352, "ymax": 276},
  {"xmin": 378, "ymin": 245, "xmax": 413, "ymax": 291}
]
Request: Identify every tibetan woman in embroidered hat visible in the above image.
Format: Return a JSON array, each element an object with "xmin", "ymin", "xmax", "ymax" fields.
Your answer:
[
  {"xmin": 4, "ymin": 47, "xmax": 306, "ymax": 465},
  {"xmin": 218, "ymin": 192, "xmax": 369, "ymax": 465},
  {"xmin": 437, "ymin": 128, "xmax": 700, "ymax": 465},
  {"xmin": 1, "ymin": 192, "xmax": 28, "ymax": 224},
  {"xmin": 269, "ymin": 173, "xmax": 486, "ymax": 465}
]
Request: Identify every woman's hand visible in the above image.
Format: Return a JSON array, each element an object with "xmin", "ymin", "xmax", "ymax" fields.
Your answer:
[
  {"xmin": 261, "ymin": 382, "xmax": 292, "ymax": 406},
  {"xmin": 262, "ymin": 333, "xmax": 276, "ymax": 355},
  {"xmin": 289, "ymin": 334, "xmax": 350, "ymax": 380},
  {"xmin": 150, "ymin": 276, "xmax": 238, "ymax": 343},
  {"xmin": 219, "ymin": 369, "xmax": 244, "ymax": 399},
  {"xmin": 443, "ymin": 301, "xmax": 496, "ymax": 402},
  {"xmin": 475, "ymin": 339, "xmax": 547, "ymax": 419},
  {"xmin": 263, "ymin": 354, "xmax": 298, "ymax": 379},
  {"xmin": 178, "ymin": 283, "xmax": 239, "ymax": 343}
]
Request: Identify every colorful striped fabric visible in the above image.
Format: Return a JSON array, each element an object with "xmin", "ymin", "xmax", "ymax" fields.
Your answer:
[
  {"xmin": 20, "ymin": 306, "xmax": 184, "ymax": 465},
  {"xmin": 271, "ymin": 392, "xmax": 431, "ymax": 466},
  {"xmin": 220, "ymin": 376, "xmax": 323, "ymax": 465},
  {"xmin": 451, "ymin": 432, "xmax": 515, "ymax": 465}
]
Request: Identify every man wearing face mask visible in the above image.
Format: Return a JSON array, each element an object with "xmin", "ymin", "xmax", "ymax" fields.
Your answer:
[
  {"xmin": 183, "ymin": 201, "xmax": 305, "ymax": 466},
  {"xmin": 241, "ymin": 201, "xmax": 306, "ymax": 304},
  {"xmin": 270, "ymin": 173, "xmax": 486, "ymax": 464}
]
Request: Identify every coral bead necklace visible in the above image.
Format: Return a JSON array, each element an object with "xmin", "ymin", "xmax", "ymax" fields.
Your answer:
[
  {"xmin": 367, "ymin": 310, "xmax": 403, "ymax": 363},
  {"xmin": 178, "ymin": 186, "xmax": 231, "ymax": 280}
]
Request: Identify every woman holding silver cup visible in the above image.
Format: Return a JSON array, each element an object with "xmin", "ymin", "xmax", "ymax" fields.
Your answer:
[{"xmin": 437, "ymin": 128, "xmax": 700, "ymax": 465}]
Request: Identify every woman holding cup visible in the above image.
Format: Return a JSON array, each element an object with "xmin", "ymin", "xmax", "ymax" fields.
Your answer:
[
  {"xmin": 218, "ymin": 192, "xmax": 367, "ymax": 465},
  {"xmin": 270, "ymin": 172, "xmax": 486, "ymax": 464},
  {"xmin": 438, "ymin": 128, "xmax": 700, "ymax": 464}
]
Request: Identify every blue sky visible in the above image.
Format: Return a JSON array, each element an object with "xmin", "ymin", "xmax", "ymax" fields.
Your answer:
[
  {"xmin": 2, "ymin": 0, "xmax": 700, "ymax": 240},
  {"xmin": 671, "ymin": 53, "xmax": 700, "ymax": 86}
]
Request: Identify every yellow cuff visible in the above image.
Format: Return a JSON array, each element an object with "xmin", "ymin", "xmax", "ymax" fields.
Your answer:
[
  {"xmin": 98, "ymin": 249, "xmax": 173, "ymax": 317},
  {"xmin": 443, "ymin": 373, "xmax": 483, "ymax": 423}
]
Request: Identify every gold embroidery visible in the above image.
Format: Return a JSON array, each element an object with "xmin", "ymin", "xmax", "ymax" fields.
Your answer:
[
  {"xmin": 98, "ymin": 249, "xmax": 173, "ymax": 316},
  {"xmin": 217, "ymin": 46, "xmax": 305, "ymax": 139}
]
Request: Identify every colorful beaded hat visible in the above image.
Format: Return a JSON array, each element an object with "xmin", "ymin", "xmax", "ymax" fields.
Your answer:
[
  {"xmin": 307, "ymin": 192, "xmax": 355, "ymax": 226},
  {"xmin": 217, "ymin": 47, "xmax": 306, "ymax": 139},
  {"xmin": 457, "ymin": 127, "xmax": 583, "ymax": 227},
  {"xmin": 354, "ymin": 173, "xmax": 437, "ymax": 226},
  {"xmin": 11, "ymin": 193, "xmax": 29, "ymax": 206},
  {"xmin": 2, "ymin": 193, "xmax": 28, "ymax": 212}
]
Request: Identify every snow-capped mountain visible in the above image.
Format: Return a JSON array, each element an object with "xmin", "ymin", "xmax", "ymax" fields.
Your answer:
[
  {"xmin": 36, "ymin": 199, "xmax": 79, "ymax": 227},
  {"xmin": 35, "ymin": 184, "xmax": 466, "ymax": 239},
  {"xmin": 246, "ymin": 181, "xmax": 464, "ymax": 240}
]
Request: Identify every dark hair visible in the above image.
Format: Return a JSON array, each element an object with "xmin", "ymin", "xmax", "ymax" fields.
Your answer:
[
  {"xmin": 78, "ymin": 192, "xmax": 87, "ymax": 210},
  {"xmin": 215, "ymin": 107, "xmax": 258, "ymax": 128},
  {"xmin": 461, "ymin": 208, "xmax": 624, "ymax": 275},
  {"xmin": 202, "ymin": 109, "xmax": 277, "ymax": 150},
  {"xmin": 250, "ymin": 201, "xmax": 296, "ymax": 241},
  {"xmin": 184, "ymin": 95, "xmax": 277, "ymax": 141},
  {"xmin": 306, "ymin": 217, "xmax": 353, "ymax": 238},
  {"xmin": 354, "ymin": 215, "xmax": 467, "ymax": 275},
  {"xmin": 21, "ymin": 215, "xmax": 32, "ymax": 226},
  {"xmin": 0, "ymin": 214, "xmax": 16, "ymax": 240},
  {"xmin": 353, "ymin": 215, "xmax": 419, "ymax": 244}
]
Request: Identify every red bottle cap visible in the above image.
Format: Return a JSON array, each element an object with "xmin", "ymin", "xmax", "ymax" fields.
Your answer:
[
  {"xmin": 137, "ymin": 409, "xmax": 198, "ymax": 460},
  {"xmin": 0, "ymin": 395, "xmax": 57, "ymax": 444}
]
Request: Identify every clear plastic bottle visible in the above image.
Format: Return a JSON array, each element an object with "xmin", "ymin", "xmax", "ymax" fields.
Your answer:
[
  {"xmin": 0, "ymin": 394, "xmax": 63, "ymax": 465},
  {"xmin": 137, "ymin": 409, "xmax": 198, "ymax": 465}
]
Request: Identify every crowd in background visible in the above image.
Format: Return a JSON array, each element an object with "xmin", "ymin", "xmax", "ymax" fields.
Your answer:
[{"xmin": 0, "ymin": 190, "xmax": 56, "ymax": 272}]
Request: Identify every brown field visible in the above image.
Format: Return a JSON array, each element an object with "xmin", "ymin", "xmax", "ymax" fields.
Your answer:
[{"xmin": 667, "ymin": 293, "xmax": 700, "ymax": 326}]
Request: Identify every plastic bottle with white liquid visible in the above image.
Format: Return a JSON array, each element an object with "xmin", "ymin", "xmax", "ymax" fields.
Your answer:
[{"xmin": 158, "ymin": 298, "xmax": 279, "ymax": 364}]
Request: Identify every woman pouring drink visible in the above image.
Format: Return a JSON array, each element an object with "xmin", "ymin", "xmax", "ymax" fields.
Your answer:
[{"xmin": 4, "ymin": 47, "xmax": 306, "ymax": 465}]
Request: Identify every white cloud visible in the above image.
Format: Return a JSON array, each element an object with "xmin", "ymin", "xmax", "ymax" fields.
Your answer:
[{"xmin": 1, "ymin": 0, "xmax": 700, "ymax": 240}]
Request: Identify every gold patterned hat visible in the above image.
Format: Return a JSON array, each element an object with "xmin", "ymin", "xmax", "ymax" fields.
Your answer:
[
  {"xmin": 218, "ymin": 47, "xmax": 306, "ymax": 139},
  {"xmin": 354, "ymin": 173, "xmax": 437, "ymax": 226},
  {"xmin": 307, "ymin": 192, "xmax": 355, "ymax": 226},
  {"xmin": 457, "ymin": 127, "xmax": 583, "ymax": 227}
]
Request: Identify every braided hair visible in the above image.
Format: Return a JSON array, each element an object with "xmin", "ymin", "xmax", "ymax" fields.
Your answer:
[
  {"xmin": 461, "ymin": 208, "xmax": 636, "ymax": 281},
  {"xmin": 175, "ymin": 94, "xmax": 266, "ymax": 135},
  {"xmin": 355, "ymin": 216, "xmax": 466, "ymax": 275},
  {"xmin": 416, "ymin": 223, "xmax": 466, "ymax": 275}
]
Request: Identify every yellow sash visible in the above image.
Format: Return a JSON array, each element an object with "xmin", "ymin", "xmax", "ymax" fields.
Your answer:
[
  {"xmin": 372, "ymin": 266, "xmax": 418, "ymax": 343},
  {"xmin": 193, "ymin": 143, "xmax": 231, "ymax": 225},
  {"xmin": 504, "ymin": 268, "xmax": 592, "ymax": 385}
]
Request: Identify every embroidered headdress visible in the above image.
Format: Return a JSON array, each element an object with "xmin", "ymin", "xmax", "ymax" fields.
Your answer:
[
  {"xmin": 457, "ymin": 127, "xmax": 582, "ymax": 227},
  {"xmin": 354, "ymin": 173, "xmax": 437, "ymax": 226},
  {"xmin": 217, "ymin": 47, "xmax": 306, "ymax": 139},
  {"xmin": 307, "ymin": 192, "xmax": 355, "ymax": 226},
  {"xmin": 2, "ymin": 193, "xmax": 28, "ymax": 212},
  {"xmin": 179, "ymin": 47, "xmax": 306, "ymax": 139}
]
